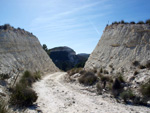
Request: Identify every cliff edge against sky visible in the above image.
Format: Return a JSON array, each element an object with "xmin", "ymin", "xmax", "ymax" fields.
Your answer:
[
  {"xmin": 0, "ymin": 24, "xmax": 58, "ymax": 81},
  {"xmin": 85, "ymin": 24, "xmax": 150, "ymax": 73}
]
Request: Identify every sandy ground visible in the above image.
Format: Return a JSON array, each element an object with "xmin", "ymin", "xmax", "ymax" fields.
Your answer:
[{"xmin": 26, "ymin": 72, "xmax": 150, "ymax": 113}]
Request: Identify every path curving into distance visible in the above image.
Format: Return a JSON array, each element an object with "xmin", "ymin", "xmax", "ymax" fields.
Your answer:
[{"xmin": 26, "ymin": 72, "xmax": 150, "ymax": 113}]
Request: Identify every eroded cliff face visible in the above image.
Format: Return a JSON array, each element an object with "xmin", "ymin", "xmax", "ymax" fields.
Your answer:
[
  {"xmin": 0, "ymin": 25, "xmax": 59, "ymax": 79},
  {"xmin": 85, "ymin": 24, "xmax": 150, "ymax": 72}
]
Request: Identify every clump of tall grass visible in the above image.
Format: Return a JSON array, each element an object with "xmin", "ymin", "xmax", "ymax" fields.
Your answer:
[
  {"xmin": 0, "ymin": 98, "xmax": 8, "ymax": 113},
  {"xmin": 78, "ymin": 71, "xmax": 97, "ymax": 86},
  {"xmin": 67, "ymin": 68, "xmax": 83, "ymax": 76},
  {"xmin": 9, "ymin": 71, "xmax": 41, "ymax": 107}
]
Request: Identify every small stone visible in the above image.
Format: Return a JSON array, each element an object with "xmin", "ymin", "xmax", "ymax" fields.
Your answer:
[
  {"xmin": 130, "ymin": 108, "xmax": 134, "ymax": 111},
  {"xmin": 100, "ymin": 103, "xmax": 103, "ymax": 105},
  {"xmin": 37, "ymin": 109, "xmax": 42, "ymax": 113}
]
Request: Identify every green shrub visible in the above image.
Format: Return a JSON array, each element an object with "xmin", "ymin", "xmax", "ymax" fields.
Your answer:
[
  {"xmin": 132, "ymin": 61, "xmax": 140, "ymax": 67},
  {"xmin": 138, "ymin": 65, "xmax": 146, "ymax": 69},
  {"xmin": 100, "ymin": 76, "xmax": 110, "ymax": 82},
  {"xmin": 121, "ymin": 20, "xmax": 125, "ymax": 24},
  {"xmin": 134, "ymin": 71, "xmax": 139, "ymax": 75},
  {"xmin": 75, "ymin": 61, "xmax": 86, "ymax": 68},
  {"xmin": 117, "ymin": 73, "xmax": 125, "ymax": 83},
  {"xmin": 132, "ymin": 96, "xmax": 145, "ymax": 105},
  {"xmin": 145, "ymin": 61, "xmax": 150, "ymax": 69},
  {"xmin": 0, "ymin": 98, "xmax": 8, "ymax": 113},
  {"xmin": 0, "ymin": 74, "xmax": 10, "ymax": 80},
  {"xmin": 67, "ymin": 68, "xmax": 83, "ymax": 76},
  {"xmin": 79, "ymin": 70, "xmax": 86, "ymax": 75},
  {"xmin": 146, "ymin": 19, "xmax": 150, "ymax": 25},
  {"xmin": 92, "ymin": 68, "xmax": 97, "ymax": 73},
  {"xmin": 112, "ymin": 21, "xmax": 118, "ymax": 25},
  {"xmin": 97, "ymin": 73, "xmax": 113, "ymax": 89},
  {"xmin": 10, "ymin": 83, "xmax": 37, "ymax": 107},
  {"xmin": 20, "ymin": 71, "xmax": 35, "ymax": 87},
  {"xmin": 112, "ymin": 78, "xmax": 123, "ymax": 97},
  {"xmin": 100, "ymin": 68, "xmax": 103, "ymax": 73},
  {"xmin": 130, "ymin": 21, "xmax": 135, "ymax": 24},
  {"xmin": 103, "ymin": 70, "xmax": 109, "ymax": 74},
  {"xmin": 20, "ymin": 71, "xmax": 41, "ymax": 86},
  {"xmin": 112, "ymin": 78, "xmax": 122, "ymax": 90},
  {"xmin": 120, "ymin": 89, "xmax": 135, "ymax": 103},
  {"xmin": 96, "ymin": 83, "xmax": 103, "ymax": 95},
  {"xmin": 9, "ymin": 70, "xmax": 40, "ymax": 107},
  {"xmin": 140, "ymin": 80, "xmax": 150, "ymax": 98},
  {"xmin": 3, "ymin": 24, "xmax": 10, "ymax": 30},
  {"xmin": 78, "ymin": 71, "xmax": 97, "ymax": 86},
  {"xmin": 34, "ymin": 71, "xmax": 41, "ymax": 80},
  {"xmin": 137, "ymin": 21, "xmax": 144, "ymax": 24}
]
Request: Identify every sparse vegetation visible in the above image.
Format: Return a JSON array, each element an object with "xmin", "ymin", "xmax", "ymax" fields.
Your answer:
[
  {"xmin": 96, "ymin": 82, "xmax": 103, "ymax": 94},
  {"xmin": 67, "ymin": 68, "xmax": 83, "ymax": 76},
  {"xmin": 92, "ymin": 68, "xmax": 97, "ymax": 73},
  {"xmin": 3, "ymin": 24, "xmax": 11, "ymax": 30},
  {"xmin": 130, "ymin": 21, "xmax": 135, "ymax": 24},
  {"xmin": 120, "ymin": 89, "xmax": 135, "ymax": 103},
  {"xmin": 117, "ymin": 73, "xmax": 125, "ymax": 83},
  {"xmin": 34, "ymin": 71, "xmax": 41, "ymax": 80},
  {"xmin": 0, "ymin": 74, "xmax": 10, "ymax": 80},
  {"xmin": 97, "ymin": 71, "xmax": 113, "ymax": 91},
  {"xmin": 75, "ymin": 62, "xmax": 86, "ymax": 68},
  {"xmin": 68, "ymin": 66, "xmax": 149, "ymax": 106},
  {"xmin": 140, "ymin": 79, "xmax": 150, "ymax": 98},
  {"xmin": 132, "ymin": 60, "xmax": 140, "ymax": 67},
  {"xmin": 145, "ymin": 61, "xmax": 150, "ymax": 69},
  {"xmin": 10, "ymin": 83, "xmax": 37, "ymax": 107},
  {"xmin": 137, "ymin": 21, "xmax": 145, "ymax": 24},
  {"xmin": 112, "ymin": 78, "xmax": 123, "ymax": 97},
  {"xmin": 112, "ymin": 21, "xmax": 118, "ymax": 25},
  {"xmin": 78, "ymin": 71, "xmax": 97, "ymax": 86},
  {"xmin": 120, "ymin": 20, "xmax": 125, "ymax": 24},
  {"xmin": 146, "ymin": 19, "xmax": 150, "ymax": 25},
  {"xmin": 103, "ymin": 70, "xmax": 109, "ymax": 74},
  {"xmin": 110, "ymin": 19, "xmax": 150, "ymax": 25},
  {"xmin": 138, "ymin": 65, "xmax": 146, "ymax": 69},
  {"xmin": 100, "ymin": 68, "xmax": 103, "ymax": 73},
  {"xmin": 9, "ymin": 71, "xmax": 41, "ymax": 107},
  {"xmin": 42, "ymin": 44, "xmax": 50, "ymax": 55},
  {"xmin": 19, "ymin": 71, "xmax": 35, "ymax": 87},
  {"xmin": 79, "ymin": 69, "xmax": 86, "ymax": 75},
  {"xmin": 0, "ymin": 98, "xmax": 8, "ymax": 113},
  {"xmin": 134, "ymin": 70, "xmax": 139, "ymax": 75}
]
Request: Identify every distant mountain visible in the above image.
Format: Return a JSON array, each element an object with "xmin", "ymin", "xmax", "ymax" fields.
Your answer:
[
  {"xmin": 77, "ymin": 53, "xmax": 90, "ymax": 59},
  {"xmin": 48, "ymin": 46, "xmax": 90, "ymax": 71}
]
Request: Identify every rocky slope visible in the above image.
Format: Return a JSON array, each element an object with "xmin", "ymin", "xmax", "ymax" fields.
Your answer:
[
  {"xmin": 49, "ymin": 46, "xmax": 89, "ymax": 71},
  {"xmin": 85, "ymin": 24, "xmax": 150, "ymax": 73},
  {"xmin": 0, "ymin": 24, "xmax": 58, "ymax": 84}
]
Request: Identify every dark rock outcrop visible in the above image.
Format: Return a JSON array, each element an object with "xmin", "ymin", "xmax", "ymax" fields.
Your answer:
[{"xmin": 49, "ymin": 46, "xmax": 89, "ymax": 71}]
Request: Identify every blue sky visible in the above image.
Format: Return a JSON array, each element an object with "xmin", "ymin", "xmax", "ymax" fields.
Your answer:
[{"xmin": 0, "ymin": 0, "xmax": 150, "ymax": 54}]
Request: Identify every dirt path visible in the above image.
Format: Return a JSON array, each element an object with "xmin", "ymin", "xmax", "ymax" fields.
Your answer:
[{"xmin": 27, "ymin": 72, "xmax": 150, "ymax": 113}]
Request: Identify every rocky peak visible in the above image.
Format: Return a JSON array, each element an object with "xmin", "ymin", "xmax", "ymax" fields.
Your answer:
[
  {"xmin": 50, "ymin": 46, "xmax": 76, "ymax": 55},
  {"xmin": 49, "ymin": 46, "xmax": 89, "ymax": 71}
]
